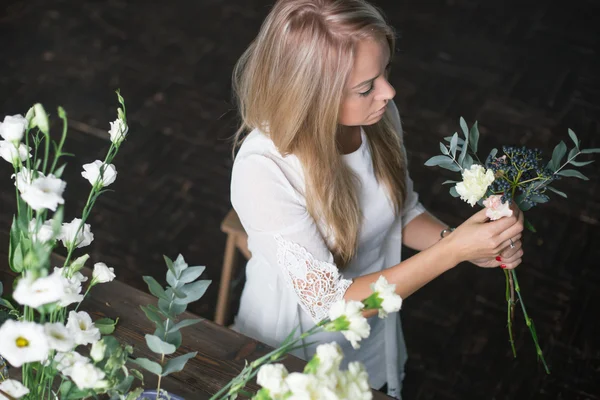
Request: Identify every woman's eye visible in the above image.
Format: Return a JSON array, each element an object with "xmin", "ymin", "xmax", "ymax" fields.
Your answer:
[{"xmin": 359, "ymin": 83, "xmax": 374, "ymax": 97}]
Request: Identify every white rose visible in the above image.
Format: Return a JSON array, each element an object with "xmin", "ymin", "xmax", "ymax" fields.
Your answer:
[
  {"xmin": 257, "ymin": 364, "xmax": 289, "ymax": 396},
  {"xmin": 52, "ymin": 351, "xmax": 89, "ymax": 375},
  {"xmin": 0, "ymin": 140, "xmax": 31, "ymax": 164},
  {"xmin": 327, "ymin": 300, "xmax": 370, "ymax": 349},
  {"xmin": 90, "ymin": 340, "xmax": 106, "ymax": 362},
  {"xmin": 108, "ymin": 118, "xmax": 128, "ymax": 144},
  {"xmin": 81, "ymin": 160, "xmax": 117, "ymax": 187},
  {"xmin": 0, "ymin": 320, "xmax": 49, "ymax": 367},
  {"xmin": 370, "ymin": 276, "xmax": 403, "ymax": 318},
  {"xmin": 92, "ymin": 262, "xmax": 115, "ymax": 284},
  {"xmin": 69, "ymin": 361, "xmax": 106, "ymax": 389},
  {"xmin": 44, "ymin": 323, "xmax": 75, "ymax": 352},
  {"xmin": 0, "ymin": 379, "xmax": 30, "ymax": 399},
  {"xmin": 13, "ymin": 272, "xmax": 67, "ymax": 308},
  {"xmin": 455, "ymin": 164, "xmax": 495, "ymax": 206},
  {"xmin": 28, "ymin": 217, "xmax": 55, "ymax": 244},
  {"xmin": 59, "ymin": 218, "xmax": 94, "ymax": 249},
  {"xmin": 20, "ymin": 174, "xmax": 66, "ymax": 211},
  {"xmin": 66, "ymin": 311, "xmax": 101, "ymax": 346},
  {"xmin": 483, "ymin": 194, "xmax": 513, "ymax": 221},
  {"xmin": 0, "ymin": 115, "xmax": 28, "ymax": 142}
]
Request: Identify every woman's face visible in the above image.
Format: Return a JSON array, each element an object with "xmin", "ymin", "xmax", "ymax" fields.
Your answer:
[{"xmin": 338, "ymin": 38, "xmax": 396, "ymax": 127}]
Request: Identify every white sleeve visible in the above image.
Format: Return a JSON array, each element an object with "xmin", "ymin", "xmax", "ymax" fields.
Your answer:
[
  {"xmin": 231, "ymin": 154, "xmax": 352, "ymax": 323},
  {"xmin": 387, "ymin": 101, "xmax": 427, "ymax": 228}
]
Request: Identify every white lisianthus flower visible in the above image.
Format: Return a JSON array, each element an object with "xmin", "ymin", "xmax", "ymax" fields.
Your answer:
[
  {"xmin": 59, "ymin": 218, "xmax": 94, "ymax": 249},
  {"xmin": 59, "ymin": 278, "xmax": 84, "ymax": 307},
  {"xmin": 0, "ymin": 379, "xmax": 30, "ymax": 399},
  {"xmin": 370, "ymin": 276, "xmax": 403, "ymax": 318},
  {"xmin": 92, "ymin": 262, "xmax": 115, "ymax": 284},
  {"xmin": 257, "ymin": 364, "xmax": 289, "ymax": 396},
  {"xmin": 284, "ymin": 372, "xmax": 320, "ymax": 399},
  {"xmin": 13, "ymin": 272, "xmax": 66, "ymax": 308},
  {"xmin": 0, "ymin": 115, "xmax": 28, "ymax": 143},
  {"xmin": 54, "ymin": 266, "xmax": 88, "ymax": 284},
  {"xmin": 69, "ymin": 361, "xmax": 106, "ymax": 390},
  {"xmin": 44, "ymin": 323, "xmax": 75, "ymax": 352},
  {"xmin": 28, "ymin": 217, "xmax": 55, "ymax": 243},
  {"xmin": 0, "ymin": 141, "xmax": 31, "ymax": 164},
  {"xmin": 108, "ymin": 118, "xmax": 128, "ymax": 144},
  {"xmin": 90, "ymin": 340, "xmax": 106, "ymax": 362},
  {"xmin": 455, "ymin": 164, "xmax": 495, "ymax": 207},
  {"xmin": 30, "ymin": 103, "xmax": 49, "ymax": 134},
  {"xmin": 81, "ymin": 160, "xmax": 117, "ymax": 187},
  {"xmin": 340, "ymin": 362, "xmax": 372, "ymax": 400},
  {"xmin": 483, "ymin": 194, "xmax": 514, "ymax": 221},
  {"xmin": 327, "ymin": 300, "xmax": 370, "ymax": 349},
  {"xmin": 20, "ymin": 174, "xmax": 66, "ymax": 211},
  {"xmin": 0, "ymin": 320, "xmax": 49, "ymax": 367},
  {"xmin": 53, "ymin": 351, "xmax": 89, "ymax": 375},
  {"xmin": 12, "ymin": 168, "xmax": 43, "ymax": 193},
  {"xmin": 66, "ymin": 311, "xmax": 101, "ymax": 346}
]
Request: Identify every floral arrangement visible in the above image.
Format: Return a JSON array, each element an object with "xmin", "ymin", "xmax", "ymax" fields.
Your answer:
[
  {"xmin": 425, "ymin": 117, "xmax": 599, "ymax": 373},
  {"xmin": 0, "ymin": 94, "xmax": 404, "ymax": 400}
]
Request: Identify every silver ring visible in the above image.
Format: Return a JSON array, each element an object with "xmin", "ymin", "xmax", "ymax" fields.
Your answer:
[{"xmin": 509, "ymin": 238, "xmax": 515, "ymax": 249}]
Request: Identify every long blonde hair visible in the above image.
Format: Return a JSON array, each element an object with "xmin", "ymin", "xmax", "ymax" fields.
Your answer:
[{"xmin": 232, "ymin": 0, "xmax": 407, "ymax": 266}]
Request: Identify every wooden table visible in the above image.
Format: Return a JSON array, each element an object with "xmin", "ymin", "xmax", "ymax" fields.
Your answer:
[{"xmin": 0, "ymin": 252, "xmax": 390, "ymax": 399}]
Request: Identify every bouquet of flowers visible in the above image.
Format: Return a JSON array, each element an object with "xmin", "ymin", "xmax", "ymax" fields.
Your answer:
[
  {"xmin": 0, "ymin": 94, "xmax": 405, "ymax": 400},
  {"xmin": 425, "ymin": 117, "xmax": 599, "ymax": 373}
]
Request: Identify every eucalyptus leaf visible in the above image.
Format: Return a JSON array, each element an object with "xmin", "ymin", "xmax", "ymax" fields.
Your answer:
[
  {"xmin": 439, "ymin": 142, "xmax": 449, "ymax": 155},
  {"xmin": 459, "ymin": 117, "xmax": 469, "ymax": 139},
  {"xmin": 179, "ymin": 266, "xmax": 206, "ymax": 284},
  {"xmin": 547, "ymin": 186, "xmax": 567, "ymax": 198},
  {"xmin": 557, "ymin": 169, "xmax": 589, "ymax": 180},
  {"xmin": 487, "ymin": 148, "xmax": 498, "ymax": 163},
  {"xmin": 0, "ymin": 298, "xmax": 15, "ymax": 311},
  {"xmin": 155, "ymin": 325, "xmax": 183, "ymax": 349},
  {"xmin": 442, "ymin": 180, "xmax": 458, "ymax": 185},
  {"xmin": 450, "ymin": 133, "xmax": 459, "ymax": 157},
  {"xmin": 125, "ymin": 388, "xmax": 145, "ymax": 400},
  {"xmin": 444, "ymin": 136, "xmax": 465, "ymax": 145},
  {"xmin": 145, "ymin": 334, "xmax": 177, "ymax": 355},
  {"xmin": 173, "ymin": 280, "xmax": 211, "ymax": 305},
  {"xmin": 158, "ymin": 296, "xmax": 187, "ymax": 317},
  {"xmin": 530, "ymin": 194, "xmax": 549, "ymax": 203},
  {"xmin": 168, "ymin": 318, "xmax": 203, "ymax": 334},
  {"xmin": 95, "ymin": 318, "xmax": 118, "ymax": 335},
  {"xmin": 469, "ymin": 121, "xmax": 479, "ymax": 153},
  {"xmin": 569, "ymin": 159, "xmax": 594, "ymax": 167},
  {"xmin": 172, "ymin": 254, "xmax": 189, "ymax": 276},
  {"xmin": 438, "ymin": 162, "xmax": 462, "ymax": 172},
  {"xmin": 524, "ymin": 219, "xmax": 537, "ymax": 233},
  {"xmin": 141, "ymin": 304, "xmax": 165, "ymax": 328},
  {"xmin": 567, "ymin": 147, "xmax": 578, "ymax": 163},
  {"xmin": 143, "ymin": 276, "xmax": 168, "ymax": 301},
  {"xmin": 548, "ymin": 141, "xmax": 567, "ymax": 172},
  {"xmin": 161, "ymin": 352, "xmax": 198, "ymax": 376},
  {"xmin": 130, "ymin": 357, "xmax": 163, "ymax": 376},
  {"xmin": 449, "ymin": 186, "xmax": 460, "ymax": 198},
  {"xmin": 581, "ymin": 148, "xmax": 600, "ymax": 154},
  {"xmin": 424, "ymin": 155, "xmax": 452, "ymax": 167},
  {"xmin": 568, "ymin": 128, "xmax": 579, "ymax": 149},
  {"xmin": 463, "ymin": 154, "xmax": 474, "ymax": 170}
]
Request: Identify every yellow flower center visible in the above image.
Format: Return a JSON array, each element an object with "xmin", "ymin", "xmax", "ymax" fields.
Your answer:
[{"xmin": 16, "ymin": 336, "xmax": 29, "ymax": 348}]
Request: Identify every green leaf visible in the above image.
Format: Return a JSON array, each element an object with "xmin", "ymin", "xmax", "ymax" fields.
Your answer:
[
  {"xmin": 173, "ymin": 280, "xmax": 211, "ymax": 305},
  {"xmin": 449, "ymin": 186, "xmax": 460, "ymax": 198},
  {"xmin": 145, "ymin": 334, "xmax": 177, "ymax": 355},
  {"xmin": 569, "ymin": 159, "xmax": 594, "ymax": 167},
  {"xmin": 568, "ymin": 128, "xmax": 579, "ymax": 149},
  {"xmin": 567, "ymin": 147, "xmax": 578, "ymax": 163},
  {"xmin": 130, "ymin": 357, "xmax": 163, "ymax": 376},
  {"xmin": 487, "ymin": 148, "xmax": 498, "ymax": 162},
  {"xmin": 469, "ymin": 121, "xmax": 480, "ymax": 153},
  {"xmin": 125, "ymin": 388, "xmax": 145, "ymax": 400},
  {"xmin": 95, "ymin": 317, "xmax": 118, "ymax": 335},
  {"xmin": 161, "ymin": 352, "xmax": 197, "ymax": 376},
  {"xmin": 439, "ymin": 162, "xmax": 462, "ymax": 172},
  {"xmin": 424, "ymin": 155, "xmax": 452, "ymax": 167},
  {"xmin": 168, "ymin": 318, "xmax": 203, "ymax": 333},
  {"xmin": 143, "ymin": 276, "xmax": 168, "ymax": 301},
  {"xmin": 458, "ymin": 120, "xmax": 470, "ymax": 166},
  {"xmin": 172, "ymin": 254, "xmax": 189, "ymax": 276},
  {"xmin": 444, "ymin": 136, "xmax": 465, "ymax": 145},
  {"xmin": 557, "ymin": 169, "xmax": 588, "ymax": 180},
  {"xmin": 53, "ymin": 163, "xmax": 67, "ymax": 179},
  {"xmin": 450, "ymin": 133, "xmax": 459, "ymax": 157},
  {"xmin": 547, "ymin": 186, "xmax": 567, "ymax": 198},
  {"xmin": 548, "ymin": 141, "xmax": 567, "ymax": 171},
  {"xmin": 179, "ymin": 266, "xmax": 206, "ymax": 284},
  {"xmin": 362, "ymin": 292, "xmax": 383, "ymax": 310},
  {"xmin": 459, "ymin": 117, "xmax": 469, "ymax": 139},
  {"xmin": 158, "ymin": 295, "xmax": 187, "ymax": 317},
  {"xmin": 530, "ymin": 194, "xmax": 549, "ymax": 203},
  {"xmin": 439, "ymin": 142, "xmax": 449, "ymax": 155},
  {"xmin": 12, "ymin": 242, "xmax": 24, "ymax": 273},
  {"xmin": 130, "ymin": 368, "xmax": 145, "ymax": 384},
  {"xmin": 463, "ymin": 154, "xmax": 474, "ymax": 170},
  {"xmin": 141, "ymin": 305, "xmax": 165, "ymax": 328},
  {"xmin": 0, "ymin": 298, "xmax": 15, "ymax": 311},
  {"xmin": 524, "ymin": 219, "xmax": 537, "ymax": 233},
  {"xmin": 442, "ymin": 180, "xmax": 458, "ymax": 185},
  {"xmin": 580, "ymin": 148, "xmax": 600, "ymax": 154},
  {"xmin": 515, "ymin": 194, "xmax": 533, "ymax": 211}
]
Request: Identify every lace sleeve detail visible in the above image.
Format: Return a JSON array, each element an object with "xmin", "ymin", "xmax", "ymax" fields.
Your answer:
[{"xmin": 275, "ymin": 235, "xmax": 353, "ymax": 323}]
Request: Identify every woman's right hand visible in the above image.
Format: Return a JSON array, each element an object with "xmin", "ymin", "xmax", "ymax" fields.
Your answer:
[{"xmin": 446, "ymin": 207, "xmax": 524, "ymax": 265}]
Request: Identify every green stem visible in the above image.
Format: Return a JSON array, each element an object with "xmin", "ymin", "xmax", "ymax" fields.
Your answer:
[
  {"xmin": 511, "ymin": 270, "xmax": 551, "ymax": 374},
  {"xmin": 49, "ymin": 111, "xmax": 69, "ymax": 173},
  {"xmin": 504, "ymin": 270, "xmax": 516, "ymax": 357}
]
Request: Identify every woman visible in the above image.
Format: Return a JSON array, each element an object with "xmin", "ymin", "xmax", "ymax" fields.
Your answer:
[{"xmin": 229, "ymin": 0, "xmax": 524, "ymax": 398}]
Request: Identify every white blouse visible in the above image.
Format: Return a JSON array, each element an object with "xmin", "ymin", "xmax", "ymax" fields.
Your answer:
[{"xmin": 230, "ymin": 101, "xmax": 426, "ymax": 399}]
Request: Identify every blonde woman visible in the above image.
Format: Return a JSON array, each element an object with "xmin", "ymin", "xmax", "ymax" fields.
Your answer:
[{"xmin": 230, "ymin": 0, "xmax": 524, "ymax": 397}]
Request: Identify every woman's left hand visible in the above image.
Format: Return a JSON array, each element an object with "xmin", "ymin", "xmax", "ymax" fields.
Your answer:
[{"xmin": 468, "ymin": 204, "xmax": 524, "ymax": 270}]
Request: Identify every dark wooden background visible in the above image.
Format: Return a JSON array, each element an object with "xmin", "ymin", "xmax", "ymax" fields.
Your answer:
[{"xmin": 1, "ymin": 1, "xmax": 599, "ymax": 399}]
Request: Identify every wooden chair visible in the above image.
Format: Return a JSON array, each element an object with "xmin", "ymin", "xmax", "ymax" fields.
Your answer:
[{"xmin": 215, "ymin": 209, "xmax": 251, "ymax": 326}]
